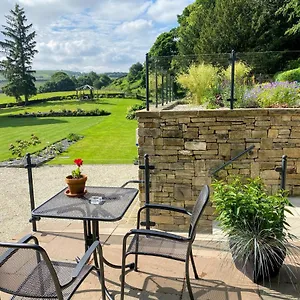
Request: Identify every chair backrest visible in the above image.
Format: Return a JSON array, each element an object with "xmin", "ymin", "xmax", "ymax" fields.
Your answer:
[
  {"xmin": 0, "ymin": 242, "xmax": 62, "ymax": 298},
  {"xmin": 188, "ymin": 185, "xmax": 210, "ymax": 240}
]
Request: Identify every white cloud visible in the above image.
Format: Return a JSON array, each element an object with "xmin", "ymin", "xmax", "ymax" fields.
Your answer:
[
  {"xmin": 147, "ymin": 0, "xmax": 193, "ymax": 23},
  {"xmin": 115, "ymin": 19, "xmax": 153, "ymax": 36},
  {"xmin": 0, "ymin": 0, "xmax": 192, "ymax": 72}
]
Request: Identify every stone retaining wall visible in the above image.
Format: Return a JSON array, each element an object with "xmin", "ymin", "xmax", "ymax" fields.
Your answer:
[{"xmin": 137, "ymin": 104, "xmax": 300, "ymax": 233}]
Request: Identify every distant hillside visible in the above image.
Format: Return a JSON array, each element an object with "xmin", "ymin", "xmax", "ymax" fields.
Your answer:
[
  {"xmin": 0, "ymin": 70, "xmax": 128, "ymax": 82},
  {"xmin": 0, "ymin": 70, "xmax": 128, "ymax": 91},
  {"xmin": 104, "ymin": 72, "xmax": 128, "ymax": 79}
]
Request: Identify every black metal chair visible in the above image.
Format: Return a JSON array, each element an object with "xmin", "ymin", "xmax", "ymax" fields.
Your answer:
[
  {"xmin": 0, "ymin": 234, "xmax": 111, "ymax": 299},
  {"xmin": 120, "ymin": 185, "xmax": 210, "ymax": 300}
]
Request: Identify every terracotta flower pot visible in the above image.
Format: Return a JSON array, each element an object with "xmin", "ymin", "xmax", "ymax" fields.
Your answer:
[{"xmin": 65, "ymin": 174, "xmax": 87, "ymax": 196}]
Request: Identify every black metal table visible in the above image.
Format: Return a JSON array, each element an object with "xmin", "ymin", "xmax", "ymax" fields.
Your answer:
[{"xmin": 32, "ymin": 186, "xmax": 139, "ymax": 269}]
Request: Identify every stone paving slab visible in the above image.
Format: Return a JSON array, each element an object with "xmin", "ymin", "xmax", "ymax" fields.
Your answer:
[{"xmin": 2, "ymin": 220, "xmax": 300, "ymax": 299}]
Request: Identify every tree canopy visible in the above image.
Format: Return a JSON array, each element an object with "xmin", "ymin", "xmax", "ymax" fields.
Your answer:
[
  {"xmin": 148, "ymin": 0, "xmax": 300, "ymax": 75},
  {"xmin": 0, "ymin": 4, "xmax": 38, "ymax": 103},
  {"xmin": 128, "ymin": 62, "xmax": 144, "ymax": 82},
  {"xmin": 39, "ymin": 71, "xmax": 75, "ymax": 93}
]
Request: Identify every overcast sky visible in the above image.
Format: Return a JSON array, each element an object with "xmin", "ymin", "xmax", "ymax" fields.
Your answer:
[{"xmin": 0, "ymin": 0, "xmax": 193, "ymax": 73}]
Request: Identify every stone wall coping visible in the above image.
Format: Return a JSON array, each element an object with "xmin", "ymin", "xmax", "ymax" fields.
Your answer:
[{"xmin": 136, "ymin": 102, "xmax": 300, "ymax": 118}]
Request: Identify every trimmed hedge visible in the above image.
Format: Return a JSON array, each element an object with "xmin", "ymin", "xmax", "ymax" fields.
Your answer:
[
  {"xmin": 275, "ymin": 67, "xmax": 300, "ymax": 82},
  {"xmin": 0, "ymin": 92, "xmax": 145, "ymax": 108},
  {"xmin": 10, "ymin": 108, "xmax": 111, "ymax": 118}
]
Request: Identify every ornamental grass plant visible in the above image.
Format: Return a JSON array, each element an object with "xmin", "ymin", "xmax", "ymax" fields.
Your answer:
[{"xmin": 212, "ymin": 176, "xmax": 298, "ymax": 283}]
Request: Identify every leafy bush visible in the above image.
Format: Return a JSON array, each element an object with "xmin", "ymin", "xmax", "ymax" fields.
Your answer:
[
  {"xmin": 275, "ymin": 67, "xmax": 300, "ymax": 82},
  {"xmin": 243, "ymin": 81, "xmax": 300, "ymax": 108},
  {"xmin": 67, "ymin": 133, "xmax": 81, "ymax": 142},
  {"xmin": 177, "ymin": 63, "xmax": 220, "ymax": 105},
  {"xmin": 212, "ymin": 176, "xmax": 293, "ymax": 282},
  {"xmin": 9, "ymin": 134, "xmax": 41, "ymax": 158},
  {"xmin": 212, "ymin": 176, "xmax": 291, "ymax": 237},
  {"xmin": 10, "ymin": 108, "xmax": 111, "ymax": 118},
  {"xmin": 126, "ymin": 103, "xmax": 146, "ymax": 120}
]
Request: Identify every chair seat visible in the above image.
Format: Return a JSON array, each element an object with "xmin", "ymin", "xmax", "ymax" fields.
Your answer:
[
  {"xmin": 127, "ymin": 233, "xmax": 188, "ymax": 261},
  {"xmin": 11, "ymin": 261, "xmax": 93, "ymax": 300}
]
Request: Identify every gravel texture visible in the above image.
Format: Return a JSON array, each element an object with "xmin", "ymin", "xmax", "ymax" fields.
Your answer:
[{"xmin": 0, "ymin": 164, "xmax": 139, "ymax": 241}]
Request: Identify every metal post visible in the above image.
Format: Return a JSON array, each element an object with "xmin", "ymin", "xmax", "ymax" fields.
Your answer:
[
  {"xmin": 171, "ymin": 76, "xmax": 174, "ymax": 101},
  {"xmin": 140, "ymin": 154, "xmax": 155, "ymax": 229},
  {"xmin": 281, "ymin": 155, "xmax": 287, "ymax": 190},
  {"xmin": 155, "ymin": 62, "xmax": 158, "ymax": 108},
  {"xmin": 145, "ymin": 53, "xmax": 150, "ymax": 111},
  {"xmin": 26, "ymin": 153, "xmax": 37, "ymax": 231},
  {"xmin": 228, "ymin": 49, "xmax": 236, "ymax": 110},
  {"xmin": 161, "ymin": 73, "xmax": 164, "ymax": 106},
  {"xmin": 167, "ymin": 73, "xmax": 171, "ymax": 104},
  {"xmin": 144, "ymin": 154, "xmax": 151, "ymax": 229}
]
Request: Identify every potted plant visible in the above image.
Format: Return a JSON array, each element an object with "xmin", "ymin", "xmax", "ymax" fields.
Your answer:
[
  {"xmin": 65, "ymin": 158, "xmax": 87, "ymax": 196},
  {"xmin": 212, "ymin": 176, "xmax": 293, "ymax": 283}
]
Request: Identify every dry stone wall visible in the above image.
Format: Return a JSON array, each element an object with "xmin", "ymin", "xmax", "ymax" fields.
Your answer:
[{"xmin": 137, "ymin": 104, "xmax": 300, "ymax": 233}]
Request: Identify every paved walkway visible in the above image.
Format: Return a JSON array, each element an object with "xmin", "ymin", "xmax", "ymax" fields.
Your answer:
[
  {"xmin": 1, "ymin": 195, "xmax": 300, "ymax": 299},
  {"xmin": 1, "ymin": 165, "xmax": 300, "ymax": 299}
]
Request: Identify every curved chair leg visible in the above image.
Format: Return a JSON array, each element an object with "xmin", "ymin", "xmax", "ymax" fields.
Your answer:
[
  {"xmin": 134, "ymin": 234, "xmax": 139, "ymax": 272},
  {"xmin": 185, "ymin": 254, "xmax": 195, "ymax": 300},
  {"xmin": 190, "ymin": 249, "xmax": 199, "ymax": 279},
  {"xmin": 121, "ymin": 235, "xmax": 129, "ymax": 300}
]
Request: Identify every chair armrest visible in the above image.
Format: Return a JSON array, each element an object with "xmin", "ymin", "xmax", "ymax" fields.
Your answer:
[
  {"xmin": 120, "ymin": 180, "xmax": 144, "ymax": 187},
  {"xmin": 138, "ymin": 204, "xmax": 191, "ymax": 216},
  {"xmin": 17, "ymin": 234, "xmax": 39, "ymax": 245},
  {"xmin": 0, "ymin": 235, "xmax": 39, "ymax": 265},
  {"xmin": 72, "ymin": 240, "xmax": 100, "ymax": 278},
  {"xmin": 129, "ymin": 228, "xmax": 189, "ymax": 242}
]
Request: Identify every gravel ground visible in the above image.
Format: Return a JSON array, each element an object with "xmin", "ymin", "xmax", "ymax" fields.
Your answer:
[{"xmin": 0, "ymin": 164, "xmax": 139, "ymax": 241}]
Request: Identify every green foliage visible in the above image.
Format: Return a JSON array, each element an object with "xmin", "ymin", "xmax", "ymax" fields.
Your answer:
[
  {"xmin": 224, "ymin": 61, "xmax": 251, "ymax": 84},
  {"xmin": 243, "ymin": 81, "xmax": 300, "ymax": 108},
  {"xmin": 11, "ymin": 108, "xmax": 111, "ymax": 118},
  {"xmin": 93, "ymin": 74, "xmax": 112, "ymax": 89},
  {"xmin": 175, "ymin": 0, "xmax": 300, "ymax": 74},
  {"xmin": 9, "ymin": 134, "xmax": 41, "ymax": 158},
  {"xmin": 106, "ymin": 75, "xmax": 145, "ymax": 95},
  {"xmin": 126, "ymin": 103, "xmax": 146, "ymax": 120},
  {"xmin": 67, "ymin": 133, "xmax": 81, "ymax": 142},
  {"xmin": 275, "ymin": 67, "xmax": 300, "ymax": 82},
  {"xmin": 177, "ymin": 63, "xmax": 220, "ymax": 105},
  {"xmin": 128, "ymin": 62, "xmax": 144, "ymax": 83},
  {"xmin": 0, "ymin": 97, "xmax": 141, "ymax": 164},
  {"xmin": 223, "ymin": 61, "xmax": 252, "ymax": 107},
  {"xmin": 39, "ymin": 72, "xmax": 76, "ymax": 93},
  {"xmin": 149, "ymin": 29, "xmax": 178, "ymax": 57},
  {"xmin": 212, "ymin": 176, "xmax": 293, "ymax": 281},
  {"xmin": 212, "ymin": 176, "xmax": 291, "ymax": 238},
  {"xmin": 149, "ymin": 29, "xmax": 178, "ymax": 71},
  {"xmin": 0, "ymin": 4, "xmax": 38, "ymax": 104},
  {"xmin": 277, "ymin": 0, "xmax": 300, "ymax": 35}
]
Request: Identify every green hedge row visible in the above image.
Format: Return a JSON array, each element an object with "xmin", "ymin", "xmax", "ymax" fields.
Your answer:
[
  {"xmin": 0, "ymin": 92, "xmax": 145, "ymax": 108},
  {"xmin": 10, "ymin": 108, "xmax": 111, "ymax": 118}
]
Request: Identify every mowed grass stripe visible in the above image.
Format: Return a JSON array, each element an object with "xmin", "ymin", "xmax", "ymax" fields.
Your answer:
[
  {"xmin": 0, "ymin": 97, "xmax": 141, "ymax": 164},
  {"xmin": 51, "ymin": 98, "xmax": 139, "ymax": 164},
  {"xmin": 0, "ymin": 116, "xmax": 103, "ymax": 162}
]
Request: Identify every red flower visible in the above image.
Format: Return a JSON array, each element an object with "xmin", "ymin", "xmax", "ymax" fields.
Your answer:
[{"xmin": 74, "ymin": 158, "xmax": 83, "ymax": 167}]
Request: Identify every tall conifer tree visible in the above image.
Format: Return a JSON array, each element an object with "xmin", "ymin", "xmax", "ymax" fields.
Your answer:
[{"xmin": 0, "ymin": 4, "xmax": 38, "ymax": 104}]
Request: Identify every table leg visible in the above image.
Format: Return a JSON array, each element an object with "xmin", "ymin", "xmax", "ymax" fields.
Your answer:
[
  {"xmin": 83, "ymin": 220, "xmax": 94, "ymax": 251},
  {"xmin": 91, "ymin": 221, "xmax": 134, "ymax": 270}
]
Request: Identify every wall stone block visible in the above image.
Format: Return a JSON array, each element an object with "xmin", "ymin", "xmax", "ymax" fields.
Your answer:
[
  {"xmin": 137, "ymin": 106, "xmax": 300, "ymax": 232},
  {"xmin": 185, "ymin": 141, "xmax": 207, "ymax": 150}
]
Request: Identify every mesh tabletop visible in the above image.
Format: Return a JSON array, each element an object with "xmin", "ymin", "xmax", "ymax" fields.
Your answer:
[{"xmin": 32, "ymin": 186, "xmax": 138, "ymax": 221}]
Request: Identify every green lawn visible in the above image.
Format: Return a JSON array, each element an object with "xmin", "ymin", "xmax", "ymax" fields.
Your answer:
[
  {"xmin": 0, "ymin": 98, "xmax": 141, "ymax": 164},
  {"xmin": 0, "ymin": 91, "xmax": 76, "ymax": 104}
]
